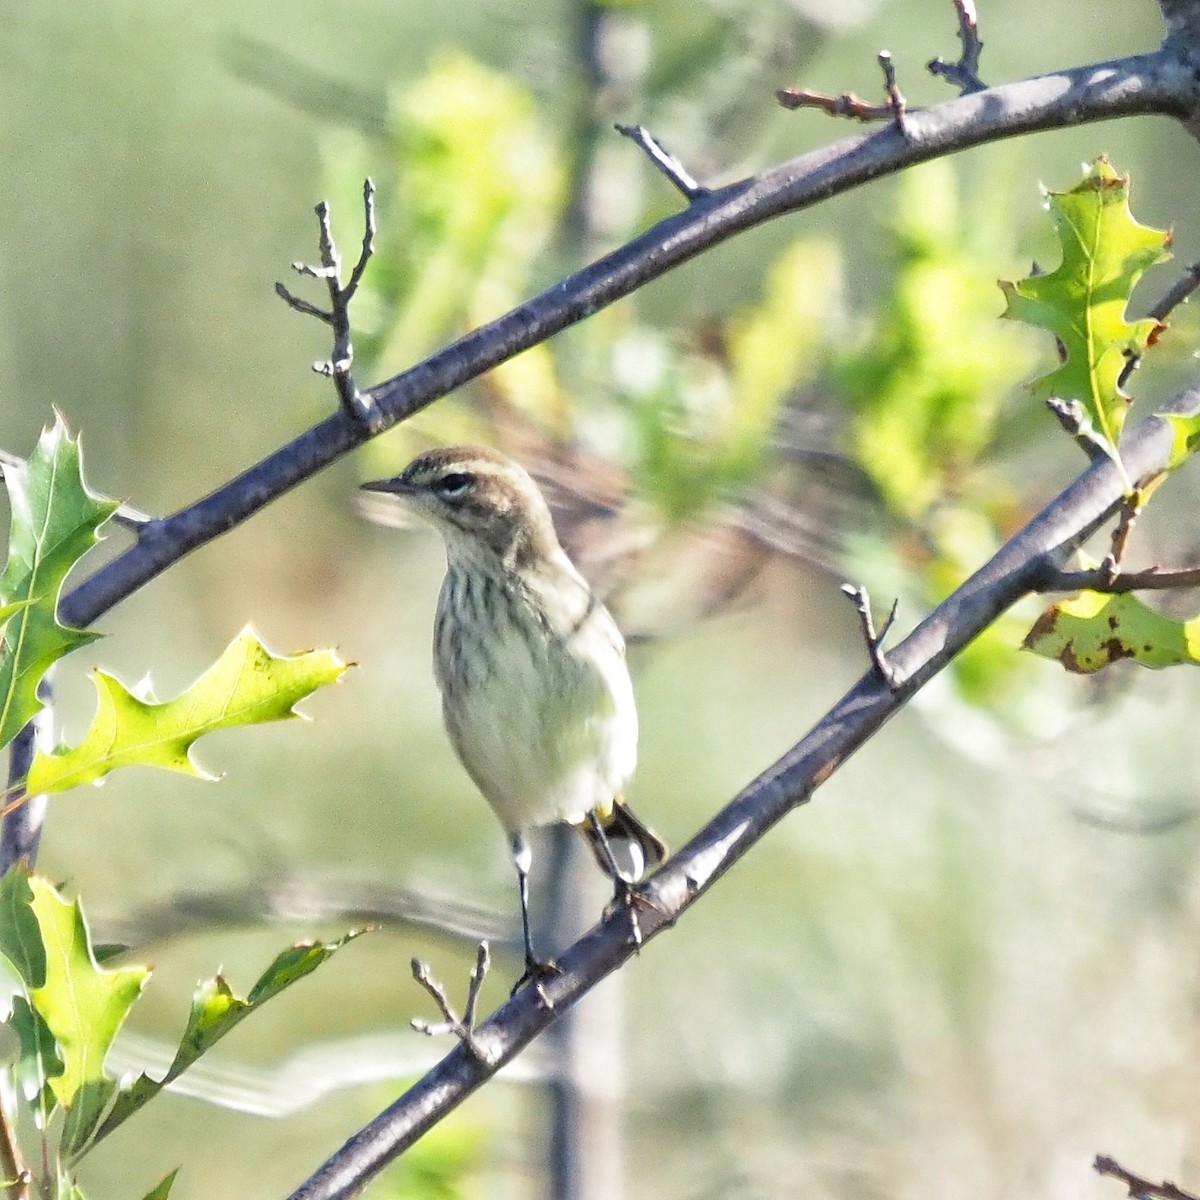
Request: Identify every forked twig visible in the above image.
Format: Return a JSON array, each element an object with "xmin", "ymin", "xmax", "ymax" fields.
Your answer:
[
  {"xmin": 927, "ymin": 0, "xmax": 986, "ymax": 94},
  {"xmin": 410, "ymin": 941, "xmax": 495, "ymax": 1064},
  {"xmin": 277, "ymin": 178, "xmax": 380, "ymax": 430},
  {"xmin": 841, "ymin": 584, "xmax": 900, "ymax": 689},
  {"xmin": 1095, "ymin": 1154, "xmax": 1200, "ymax": 1200}
]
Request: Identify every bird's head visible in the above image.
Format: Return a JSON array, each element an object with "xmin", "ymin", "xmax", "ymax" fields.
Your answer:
[{"xmin": 361, "ymin": 445, "xmax": 560, "ymax": 569}]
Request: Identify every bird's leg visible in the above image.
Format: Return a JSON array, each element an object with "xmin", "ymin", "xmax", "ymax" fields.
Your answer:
[
  {"xmin": 587, "ymin": 812, "xmax": 661, "ymax": 950},
  {"xmin": 510, "ymin": 833, "xmax": 560, "ymax": 999}
]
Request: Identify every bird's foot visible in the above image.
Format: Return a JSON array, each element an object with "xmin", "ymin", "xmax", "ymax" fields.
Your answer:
[
  {"xmin": 510, "ymin": 955, "xmax": 563, "ymax": 1005},
  {"xmin": 606, "ymin": 878, "xmax": 666, "ymax": 951},
  {"xmin": 410, "ymin": 941, "xmax": 496, "ymax": 1064}
]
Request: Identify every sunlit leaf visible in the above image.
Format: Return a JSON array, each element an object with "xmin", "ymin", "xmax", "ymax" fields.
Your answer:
[
  {"xmin": 27, "ymin": 877, "xmax": 148, "ymax": 1108},
  {"xmin": 1160, "ymin": 410, "xmax": 1200, "ymax": 470},
  {"xmin": 24, "ymin": 626, "xmax": 349, "ymax": 795},
  {"xmin": 93, "ymin": 930, "xmax": 368, "ymax": 1147},
  {"xmin": 1001, "ymin": 157, "xmax": 1170, "ymax": 467},
  {"xmin": 141, "ymin": 1169, "xmax": 180, "ymax": 1200},
  {"xmin": 1023, "ymin": 588, "xmax": 1200, "ymax": 673},
  {"xmin": 0, "ymin": 416, "xmax": 116, "ymax": 748}
]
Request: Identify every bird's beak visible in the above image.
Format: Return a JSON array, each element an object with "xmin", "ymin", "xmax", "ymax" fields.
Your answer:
[{"xmin": 360, "ymin": 476, "xmax": 412, "ymax": 496}]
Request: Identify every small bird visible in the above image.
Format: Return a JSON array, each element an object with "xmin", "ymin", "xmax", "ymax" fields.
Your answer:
[{"xmin": 362, "ymin": 446, "xmax": 666, "ymax": 984}]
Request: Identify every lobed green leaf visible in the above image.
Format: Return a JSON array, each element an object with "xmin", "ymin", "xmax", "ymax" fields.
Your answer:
[
  {"xmin": 0, "ymin": 415, "xmax": 116, "ymax": 748},
  {"xmin": 25, "ymin": 626, "xmax": 349, "ymax": 795},
  {"xmin": 1000, "ymin": 157, "xmax": 1170, "ymax": 468}
]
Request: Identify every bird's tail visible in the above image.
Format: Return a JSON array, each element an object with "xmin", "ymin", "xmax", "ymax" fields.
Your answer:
[{"xmin": 581, "ymin": 798, "xmax": 668, "ymax": 883}]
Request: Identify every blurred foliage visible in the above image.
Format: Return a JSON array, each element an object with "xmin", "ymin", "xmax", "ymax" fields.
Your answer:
[{"xmin": 0, "ymin": 867, "xmax": 365, "ymax": 1196}]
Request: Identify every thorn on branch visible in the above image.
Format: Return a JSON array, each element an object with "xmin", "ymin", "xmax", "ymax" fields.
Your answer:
[
  {"xmin": 841, "ymin": 583, "xmax": 901, "ymax": 690},
  {"xmin": 1094, "ymin": 1154, "xmax": 1200, "ymax": 1200},
  {"xmin": 614, "ymin": 124, "xmax": 707, "ymax": 202},
  {"xmin": 277, "ymin": 178, "xmax": 382, "ymax": 433},
  {"xmin": 410, "ymin": 941, "xmax": 496, "ymax": 1064},
  {"xmin": 777, "ymin": 50, "xmax": 910, "ymax": 135},
  {"xmin": 927, "ymin": 0, "xmax": 986, "ymax": 94}
]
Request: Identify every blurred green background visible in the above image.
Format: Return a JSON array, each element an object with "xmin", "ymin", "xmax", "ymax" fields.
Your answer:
[{"xmin": 6, "ymin": 0, "xmax": 1200, "ymax": 1196}]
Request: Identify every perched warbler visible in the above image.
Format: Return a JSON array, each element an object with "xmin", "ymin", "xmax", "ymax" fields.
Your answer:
[{"xmin": 362, "ymin": 446, "xmax": 666, "ymax": 982}]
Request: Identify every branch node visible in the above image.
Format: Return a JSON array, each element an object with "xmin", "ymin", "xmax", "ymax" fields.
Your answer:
[
  {"xmin": 614, "ymin": 124, "xmax": 707, "ymax": 201},
  {"xmin": 1094, "ymin": 1154, "xmax": 1200, "ymax": 1200},
  {"xmin": 841, "ymin": 583, "xmax": 901, "ymax": 690},
  {"xmin": 277, "ymin": 178, "xmax": 382, "ymax": 432},
  {"xmin": 410, "ymin": 942, "xmax": 496, "ymax": 1065},
  {"xmin": 926, "ymin": 0, "xmax": 986, "ymax": 94},
  {"xmin": 777, "ymin": 51, "xmax": 910, "ymax": 132}
]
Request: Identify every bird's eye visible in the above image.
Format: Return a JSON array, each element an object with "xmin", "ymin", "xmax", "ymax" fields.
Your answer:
[{"xmin": 433, "ymin": 472, "xmax": 472, "ymax": 499}]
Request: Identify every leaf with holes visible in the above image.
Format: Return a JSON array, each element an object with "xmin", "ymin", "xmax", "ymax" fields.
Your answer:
[{"xmin": 1024, "ymin": 588, "xmax": 1200, "ymax": 673}]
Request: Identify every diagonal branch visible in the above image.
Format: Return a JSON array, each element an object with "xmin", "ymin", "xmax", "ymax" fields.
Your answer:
[
  {"xmin": 55, "ymin": 46, "xmax": 1198, "ymax": 637},
  {"xmin": 279, "ymin": 378, "xmax": 1200, "ymax": 1199}
]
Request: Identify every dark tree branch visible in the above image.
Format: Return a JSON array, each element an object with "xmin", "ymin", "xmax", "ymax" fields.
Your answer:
[
  {"xmin": 1039, "ymin": 562, "xmax": 1200, "ymax": 594},
  {"xmin": 52, "ymin": 45, "xmax": 1200, "ymax": 640},
  {"xmin": 280, "ymin": 376, "xmax": 1200, "ymax": 1199}
]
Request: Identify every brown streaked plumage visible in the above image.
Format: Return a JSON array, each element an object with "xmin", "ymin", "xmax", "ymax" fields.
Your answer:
[{"xmin": 363, "ymin": 445, "xmax": 666, "ymax": 983}]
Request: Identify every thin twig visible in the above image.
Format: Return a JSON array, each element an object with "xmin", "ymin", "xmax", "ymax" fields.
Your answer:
[
  {"xmin": 1040, "ymin": 562, "xmax": 1200, "ymax": 593},
  {"xmin": 277, "ymin": 179, "xmax": 380, "ymax": 430},
  {"xmin": 778, "ymin": 49, "xmax": 910, "ymax": 131},
  {"xmin": 0, "ymin": 1090, "xmax": 29, "ymax": 1200},
  {"xmin": 840, "ymin": 584, "xmax": 900, "ymax": 689},
  {"xmin": 878, "ymin": 51, "xmax": 909, "ymax": 134},
  {"xmin": 927, "ymin": 0, "xmax": 986, "ymax": 94},
  {"xmin": 1118, "ymin": 257, "xmax": 1200, "ymax": 390},
  {"xmin": 1095, "ymin": 1155, "xmax": 1200, "ymax": 1200},
  {"xmin": 613, "ymin": 124, "xmax": 707, "ymax": 200},
  {"xmin": 410, "ymin": 943, "xmax": 495, "ymax": 1064}
]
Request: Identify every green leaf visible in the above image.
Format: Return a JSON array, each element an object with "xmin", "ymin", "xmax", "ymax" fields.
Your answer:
[
  {"xmin": 26, "ymin": 876, "xmax": 148, "ymax": 1108},
  {"xmin": 93, "ymin": 930, "xmax": 367, "ymax": 1146},
  {"xmin": 1160, "ymin": 410, "xmax": 1200, "ymax": 470},
  {"xmin": 9, "ymin": 994, "xmax": 64, "ymax": 1116},
  {"xmin": 1000, "ymin": 157, "xmax": 1171, "ymax": 466},
  {"xmin": 25, "ymin": 626, "xmax": 349, "ymax": 795},
  {"xmin": 0, "ymin": 415, "xmax": 116, "ymax": 748},
  {"xmin": 1023, "ymin": 588, "xmax": 1200, "ymax": 673},
  {"xmin": 0, "ymin": 867, "xmax": 46, "ymax": 988},
  {"xmin": 141, "ymin": 1169, "xmax": 180, "ymax": 1200}
]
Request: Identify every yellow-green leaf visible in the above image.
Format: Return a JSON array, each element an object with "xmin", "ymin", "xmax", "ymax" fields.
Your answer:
[
  {"xmin": 25, "ymin": 626, "xmax": 349, "ymax": 795},
  {"xmin": 1023, "ymin": 588, "xmax": 1200, "ymax": 673},
  {"xmin": 27, "ymin": 877, "xmax": 148, "ymax": 1108},
  {"xmin": 1001, "ymin": 157, "xmax": 1170, "ymax": 465}
]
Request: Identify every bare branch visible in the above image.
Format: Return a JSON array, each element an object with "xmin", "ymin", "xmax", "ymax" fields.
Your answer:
[
  {"xmin": 54, "ymin": 49, "xmax": 1194, "ymax": 640},
  {"xmin": 840, "ymin": 584, "xmax": 900, "ymax": 689},
  {"xmin": 1039, "ymin": 563, "xmax": 1200, "ymax": 594},
  {"xmin": 278, "ymin": 180, "xmax": 381, "ymax": 431},
  {"xmin": 927, "ymin": 0, "xmax": 986, "ymax": 94},
  {"xmin": 614, "ymin": 124, "xmax": 707, "ymax": 200},
  {"xmin": 410, "ymin": 944, "xmax": 495, "ymax": 1064},
  {"xmin": 281, "ymin": 370, "xmax": 1200, "ymax": 1200},
  {"xmin": 1045, "ymin": 396, "xmax": 1114, "ymax": 462},
  {"xmin": 778, "ymin": 47, "xmax": 909, "ymax": 130},
  {"xmin": 1095, "ymin": 1154, "xmax": 1200, "ymax": 1200}
]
